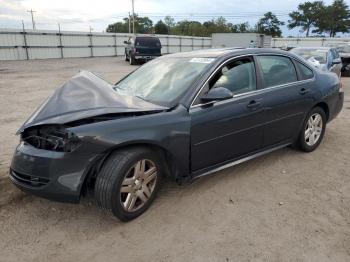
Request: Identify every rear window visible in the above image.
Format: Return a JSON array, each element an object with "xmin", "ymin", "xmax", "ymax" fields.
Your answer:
[
  {"xmin": 295, "ymin": 61, "xmax": 314, "ymax": 80},
  {"xmin": 135, "ymin": 37, "xmax": 161, "ymax": 47},
  {"xmin": 257, "ymin": 55, "xmax": 297, "ymax": 88}
]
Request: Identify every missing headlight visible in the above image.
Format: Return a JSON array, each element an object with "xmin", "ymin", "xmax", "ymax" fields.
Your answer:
[{"xmin": 21, "ymin": 125, "xmax": 81, "ymax": 152}]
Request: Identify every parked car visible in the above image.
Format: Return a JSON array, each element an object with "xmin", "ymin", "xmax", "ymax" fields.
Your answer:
[
  {"xmin": 10, "ymin": 48, "xmax": 343, "ymax": 221},
  {"xmin": 124, "ymin": 35, "xmax": 162, "ymax": 65},
  {"xmin": 291, "ymin": 47, "xmax": 342, "ymax": 78},
  {"xmin": 336, "ymin": 44, "xmax": 350, "ymax": 77}
]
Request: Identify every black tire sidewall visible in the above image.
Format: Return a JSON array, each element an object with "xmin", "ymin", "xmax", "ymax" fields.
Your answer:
[
  {"xmin": 109, "ymin": 150, "xmax": 162, "ymax": 221},
  {"xmin": 299, "ymin": 107, "xmax": 326, "ymax": 152}
]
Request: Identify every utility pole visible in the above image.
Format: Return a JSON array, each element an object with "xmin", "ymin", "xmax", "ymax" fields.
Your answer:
[
  {"xmin": 128, "ymin": 12, "xmax": 131, "ymax": 34},
  {"xmin": 131, "ymin": 0, "xmax": 135, "ymax": 35},
  {"xmin": 27, "ymin": 9, "xmax": 36, "ymax": 30}
]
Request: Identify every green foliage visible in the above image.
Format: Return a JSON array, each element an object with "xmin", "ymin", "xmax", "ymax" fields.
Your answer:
[
  {"xmin": 106, "ymin": 15, "xmax": 254, "ymax": 37},
  {"xmin": 256, "ymin": 12, "xmax": 285, "ymax": 37},
  {"xmin": 288, "ymin": 1, "xmax": 325, "ymax": 36},
  {"xmin": 314, "ymin": 0, "xmax": 350, "ymax": 37},
  {"xmin": 154, "ymin": 20, "xmax": 169, "ymax": 34},
  {"xmin": 106, "ymin": 14, "xmax": 153, "ymax": 34},
  {"xmin": 288, "ymin": 0, "xmax": 350, "ymax": 37}
]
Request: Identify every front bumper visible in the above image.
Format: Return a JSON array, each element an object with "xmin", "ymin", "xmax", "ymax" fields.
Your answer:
[{"xmin": 10, "ymin": 142, "xmax": 101, "ymax": 203}]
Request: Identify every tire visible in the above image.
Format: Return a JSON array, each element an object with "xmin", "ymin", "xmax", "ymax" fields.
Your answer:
[
  {"xmin": 95, "ymin": 147, "xmax": 162, "ymax": 221},
  {"xmin": 295, "ymin": 107, "xmax": 326, "ymax": 152},
  {"xmin": 129, "ymin": 53, "xmax": 136, "ymax": 65}
]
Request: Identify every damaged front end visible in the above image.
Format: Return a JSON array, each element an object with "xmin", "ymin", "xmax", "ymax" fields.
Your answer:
[
  {"xmin": 10, "ymin": 70, "xmax": 169, "ymax": 203},
  {"xmin": 21, "ymin": 125, "xmax": 81, "ymax": 152}
]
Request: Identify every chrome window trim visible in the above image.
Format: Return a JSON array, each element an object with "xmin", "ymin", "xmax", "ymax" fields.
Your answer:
[{"xmin": 189, "ymin": 52, "xmax": 316, "ymax": 109}]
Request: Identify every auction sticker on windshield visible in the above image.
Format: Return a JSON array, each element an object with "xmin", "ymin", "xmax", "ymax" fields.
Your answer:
[{"xmin": 189, "ymin": 58, "xmax": 215, "ymax": 63}]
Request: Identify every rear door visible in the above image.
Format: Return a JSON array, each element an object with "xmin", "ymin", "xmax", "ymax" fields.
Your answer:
[{"xmin": 255, "ymin": 55, "xmax": 315, "ymax": 147}]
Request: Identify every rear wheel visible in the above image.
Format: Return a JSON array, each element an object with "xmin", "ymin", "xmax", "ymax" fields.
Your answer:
[
  {"xmin": 295, "ymin": 107, "xmax": 326, "ymax": 152},
  {"xmin": 94, "ymin": 147, "xmax": 162, "ymax": 221},
  {"xmin": 129, "ymin": 53, "xmax": 136, "ymax": 65}
]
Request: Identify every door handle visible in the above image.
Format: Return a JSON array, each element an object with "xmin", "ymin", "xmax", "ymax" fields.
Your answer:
[
  {"xmin": 299, "ymin": 88, "xmax": 309, "ymax": 95},
  {"xmin": 247, "ymin": 100, "xmax": 261, "ymax": 109}
]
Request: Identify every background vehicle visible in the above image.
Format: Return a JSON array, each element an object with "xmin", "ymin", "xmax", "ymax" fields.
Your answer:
[
  {"xmin": 10, "ymin": 49, "xmax": 343, "ymax": 221},
  {"xmin": 336, "ymin": 44, "xmax": 350, "ymax": 77},
  {"xmin": 124, "ymin": 35, "xmax": 162, "ymax": 65},
  {"xmin": 291, "ymin": 47, "xmax": 342, "ymax": 77}
]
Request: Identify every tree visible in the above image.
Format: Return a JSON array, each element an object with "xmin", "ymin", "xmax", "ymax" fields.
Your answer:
[
  {"xmin": 154, "ymin": 20, "xmax": 169, "ymax": 34},
  {"xmin": 232, "ymin": 22, "xmax": 252, "ymax": 33},
  {"xmin": 256, "ymin": 12, "xmax": 285, "ymax": 37},
  {"xmin": 106, "ymin": 15, "xmax": 153, "ymax": 34},
  {"xmin": 288, "ymin": 1, "xmax": 325, "ymax": 37},
  {"xmin": 106, "ymin": 21, "xmax": 128, "ymax": 33},
  {"xmin": 314, "ymin": 0, "xmax": 350, "ymax": 37}
]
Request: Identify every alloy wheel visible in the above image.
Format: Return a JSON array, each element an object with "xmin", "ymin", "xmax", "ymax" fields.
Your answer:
[
  {"xmin": 120, "ymin": 159, "xmax": 157, "ymax": 212},
  {"xmin": 305, "ymin": 113, "xmax": 323, "ymax": 146}
]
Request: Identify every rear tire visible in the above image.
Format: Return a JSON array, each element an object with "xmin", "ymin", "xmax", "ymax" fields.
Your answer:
[
  {"xmin": 95, "ymin": 147, "xmax": 162, "ymax": 221},
  {"xmin": 295, "ymin": 107, "xmax": 326, "ymax": 152},
  {"xmin": 129, "ymin": 53, "xmax": 136, "ymax": 65}
]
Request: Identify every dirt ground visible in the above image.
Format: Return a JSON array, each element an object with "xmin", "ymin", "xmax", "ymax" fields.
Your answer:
[{"xmin": 0, "ymin": 57, "xmax": 349, "ymax": 262}]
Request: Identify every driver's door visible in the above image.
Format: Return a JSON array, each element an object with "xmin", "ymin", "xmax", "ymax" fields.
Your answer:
[{"xmin": 190, "ymin": 56, "xmax": 266, "ymax": 172}]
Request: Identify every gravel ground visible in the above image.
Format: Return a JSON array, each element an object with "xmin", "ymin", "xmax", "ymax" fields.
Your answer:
[{"xmin": 0, "ymin": 57, "xmax": 349, "ymax": 262}]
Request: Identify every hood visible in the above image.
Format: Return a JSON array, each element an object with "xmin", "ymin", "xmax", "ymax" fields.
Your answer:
[{"xmin": 18, "ymin": 71, "xmax": 167, "ymax": 133}]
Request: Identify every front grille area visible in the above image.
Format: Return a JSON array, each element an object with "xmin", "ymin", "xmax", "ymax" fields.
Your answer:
[{"xmin": 10, "ymin": 169, "xmax": 50, "ymax": 188}]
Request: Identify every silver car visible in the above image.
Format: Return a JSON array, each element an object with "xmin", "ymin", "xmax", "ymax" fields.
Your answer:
[{"xmin": 291, "ymin": 47, "xmax": 342, "ymax": 78}]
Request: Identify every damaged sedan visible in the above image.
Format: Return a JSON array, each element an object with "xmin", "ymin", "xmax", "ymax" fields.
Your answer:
[{"xmin": 10, "ymin": 48, "xmax": 344, "ymax": 221}]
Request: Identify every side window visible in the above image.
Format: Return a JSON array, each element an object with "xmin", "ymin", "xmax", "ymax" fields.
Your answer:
[
  {"xmin": 295, "ymin": 61, "xmax": 314, "ymax": 80},
  {"xmin": 209, "ymin": 57, "xmax": 256, "ymax": 95},
  {"xmin": 257, "ymin": 55, "xmax": 297, "ymax": 88}
]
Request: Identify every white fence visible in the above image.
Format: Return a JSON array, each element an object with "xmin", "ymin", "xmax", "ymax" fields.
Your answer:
[
  {"xmin": 0, "ymin": 28, "xmax": 212, "ymax": 60},
  {"xmin": 272, "ymin": 37, "xmax": 350, "ymax": 48}
]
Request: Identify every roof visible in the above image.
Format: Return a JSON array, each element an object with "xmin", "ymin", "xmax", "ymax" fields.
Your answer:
[
  {"xmin": 163, "ymin": 47, "xmax": 294, "ymax": 58},
  {"xmin": 164, "ymin": 48, "xmax": 246, "ymax": 58},
  {"xmin": 292, "ymin": 46, "xmax": 332, "ymax": 51}
]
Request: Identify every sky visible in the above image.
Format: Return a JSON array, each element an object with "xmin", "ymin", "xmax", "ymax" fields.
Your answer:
[{"xmin": 0, "ymin": 0, "xmax": 345, "ymax": 37}]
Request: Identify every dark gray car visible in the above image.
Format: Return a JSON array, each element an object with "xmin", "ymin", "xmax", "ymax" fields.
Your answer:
[
  {"xmin": 291, "ymin": 47, "xmax": 342, "ymax": 78},
  {"xmin": 10, "ymin": 48, "xmax": 344, "ymax": 221}
]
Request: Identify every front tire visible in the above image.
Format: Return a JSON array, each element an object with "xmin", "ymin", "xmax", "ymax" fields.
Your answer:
[
  {"xmin": 95, "ymin": 147, "xmax": 162, "ymax": 221},
  {"xmin": 295, "ymin": 107, "xmax": 326, "ymax": 152}
]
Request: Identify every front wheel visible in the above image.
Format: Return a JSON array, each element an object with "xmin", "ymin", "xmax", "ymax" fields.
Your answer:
[
  {"xmin": 295, "ymin": 107, "xmax": 326, "ymax": 152},
  {"xmin": 95, "ymin": 147, "xmax": 162, "ymax": 221}
]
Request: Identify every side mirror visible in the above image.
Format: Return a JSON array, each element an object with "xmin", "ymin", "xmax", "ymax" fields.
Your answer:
[
  {"xmin": 332, "ymin": 58, "xmax": 341, "ymax": 64},
  {"xmin": 123, "ymin": 40, "xmax": 128, "ymax": 44},
  {"xmin": 201, "ymin": 87, "xmax": 233, "ymax": 103}
]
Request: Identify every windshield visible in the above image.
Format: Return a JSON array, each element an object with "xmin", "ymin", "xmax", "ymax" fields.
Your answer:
[
  {"xmin": 114, "ymin": 57, "xmax": 215, "ymax": 106},
  {"xmin": 337, "ymin": 45, "xmax": 350, "ymax": 53},
  {"xmin": 292, "ymin": 48, "xmax": 328, "ymax": 64}
]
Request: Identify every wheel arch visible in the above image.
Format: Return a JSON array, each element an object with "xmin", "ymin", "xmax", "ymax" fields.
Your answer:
[
  {"xmin": 80, "ymin": 141, "xmax": 178, "ymax": 197},
  {"xmin": 313, "ymin": 102, "xmax": 329, "ymax": 121}
]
